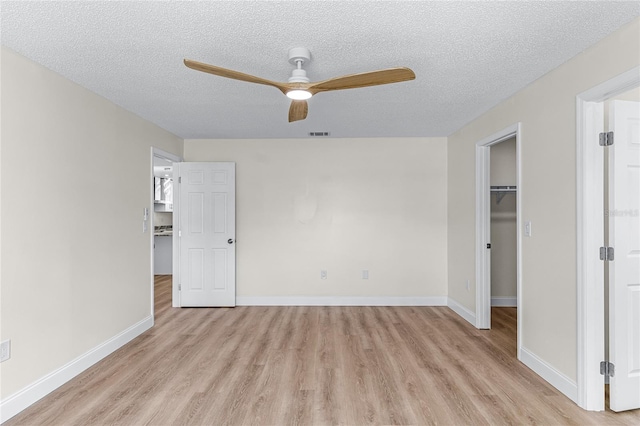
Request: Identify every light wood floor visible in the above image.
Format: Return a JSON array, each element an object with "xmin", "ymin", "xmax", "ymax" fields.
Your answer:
[{"xmin": 6, "ymin": 276, "xmax": 639, "ymax": 425}]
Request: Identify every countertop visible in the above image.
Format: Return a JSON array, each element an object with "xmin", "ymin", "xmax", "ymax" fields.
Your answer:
[{"xmin": 154, "ymin": 225, "xmax": 172, "ymax": 237}]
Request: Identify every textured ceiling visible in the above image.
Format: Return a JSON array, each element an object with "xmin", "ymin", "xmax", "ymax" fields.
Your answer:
[{"xmin": 1, "ymin": 1, "xmax": 639, "ymax": 139}]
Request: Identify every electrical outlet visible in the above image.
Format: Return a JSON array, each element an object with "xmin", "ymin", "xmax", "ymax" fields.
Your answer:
[
  {"xmin": 320, "ymin": 270, "xmax": 327, "ymax": 280},
  {"xmin": 0, "ymin": 339, "xmax": 11, "ymax": 362},
  {"xmin": 362, "ymin": 270, "xmax": 369, "ymax": 279}
]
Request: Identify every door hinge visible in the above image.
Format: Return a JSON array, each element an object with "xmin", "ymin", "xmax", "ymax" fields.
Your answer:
[
  {"xmin": 599, "ymin": 131, "xmax": 614, "ymax": 146},
  {"xmin": 178, "ymin": 284, "xmax": 181, "ymax": 291},
  {"xmin": 599, "ymin": 246, "xmax": 614, "ymax": 261},
  {"xmin": 178, "ymin": 176, "xmax": 182, "ymax": 184},
  {"xmin": 600, "ymin": 361, "xmax": 615, "ymax": 377}
]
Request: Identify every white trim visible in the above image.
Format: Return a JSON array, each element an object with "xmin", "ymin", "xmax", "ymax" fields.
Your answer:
[
  {"xmin": 515, "ymin": 127, "xmax": 523, "ymax": 360},
  {"xmin": 520, "ymin": 346, "xmax": 578, "ymax": 404},
  {"xmin": 236, "ymin": 296, "xmax": 447, "ymax": 306},
  {"xmin": 579, "ymin": 67, "xmax": 640, "ymax": 102},
  {"xmin": 491, "ymin": 297, "xmax": 517, "ymax": 307},
  {"xmin": 575, "ymin": 66, "xmax": 639, "ymax": 411},
  {"xmin": 172, "ymin": 161, "xmax": 181, "ymax": 308},
  {"xmin": 446, "ymin": 297, "xmax": 476, "ymax": 326},
  {"xmin": 576, "ymin": 99, "xmax": 606, "ymax": 411},
  {"xmin": 0, "ymin": 316, "xmax": 153, "ymax": 424},
  {"xmin": 150, "ymin": 147, "xmax": 182, "ymax": 310},
  {"xmin": 475, "ymin": 143, "xmax": 491, "ymax": 329}
]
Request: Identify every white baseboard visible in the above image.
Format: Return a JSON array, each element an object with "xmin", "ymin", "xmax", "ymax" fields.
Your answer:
[
  {"xmin": 446, "ymin": 298, "xmax": 476, "ymax": 326},
  {"xmin": 0, "ymin": 316, "xmax": 153, "ymax": 423},
  {"xmin": 520, "ymin": 346, "xmax": 578, "ymax": 404},
  {"xmin": 491, "ymin": 296, "xmax": 517, "ymax": 307},
  {"xmin": 236, "ymin": 296, "xmax": 447, "ymax": 306}
]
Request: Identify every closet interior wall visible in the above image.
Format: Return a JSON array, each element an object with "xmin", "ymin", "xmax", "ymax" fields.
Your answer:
[{"xmin": 490, "ymin": 137, "xmax": 517, "ymax": 304}]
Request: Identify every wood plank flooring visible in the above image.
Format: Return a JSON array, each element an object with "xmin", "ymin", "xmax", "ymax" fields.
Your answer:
[{"xmin": 6, "ymin": 275, "xmax": 639, "ymax": 425}]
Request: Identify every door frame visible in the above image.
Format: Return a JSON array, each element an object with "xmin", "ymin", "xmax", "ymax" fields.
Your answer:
[
  {"xmin": 475, "ymin": 122, "xmax": 523, "ymax": 359},
  {"xmin": 576, "ymin": 66, "xmax": 640, "ymax": 411},
  {"xmin": 150, "ymin": 147, "xmax": 183, "ymax": 314}
]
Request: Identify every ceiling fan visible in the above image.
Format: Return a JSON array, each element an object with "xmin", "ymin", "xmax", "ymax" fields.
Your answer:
[{"xmin": 184, "ymin": 47, "xmax": 416, "ymax": 123}]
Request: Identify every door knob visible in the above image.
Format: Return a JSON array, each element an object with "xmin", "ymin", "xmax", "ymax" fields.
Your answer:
[{"xmin": 228, "ymin": 239, "xmax": 234, "ymax": 244}]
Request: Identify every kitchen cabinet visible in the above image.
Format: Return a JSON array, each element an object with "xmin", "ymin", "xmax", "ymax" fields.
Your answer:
[
  {"xmin": 154, "ymin": 177, "xmax": 173, "ymax": 212},
  {"xmin": 154, "ymin": 235, "xmax": 172, "ymax": 274}
]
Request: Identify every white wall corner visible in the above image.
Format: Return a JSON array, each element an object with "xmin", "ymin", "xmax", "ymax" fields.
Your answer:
[
  {"xmin": 520, "ymin": 346, "xmax": 578, "ymax": 404},
  {"xmin": 447, "ymin": 297, "xmax": 476, "ymax": 326},
  {"xmin": 0, "ymin": 316, "xmax": 153, "ymax": 424},
  {"xmin": 236, "ymin": 296, "xmax": 448, "ymax": 306}
]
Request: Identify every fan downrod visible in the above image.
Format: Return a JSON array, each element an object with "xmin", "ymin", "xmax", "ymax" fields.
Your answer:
[{"xmin": 288, "ymin": 47, "xmax": 311, "ymax": 84}]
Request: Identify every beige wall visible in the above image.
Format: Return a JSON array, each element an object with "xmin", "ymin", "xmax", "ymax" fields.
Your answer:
[
  {"xmin": 0, "ymin": 47, "xmax": 183, "ymax": 399},
  {"xmin": 490, "ymin": 137, "xmax": 517, "ymax": 186},
  {"xmin": 185, "ymin": 138, "xmax": 448, "ymax": 299},
  {"xmin": 490, "ymin": 138, "xmax": 517, "ymax": 299},
  {"xmin": 447, "ymin": 18, "xmax": 640, "ymax": 381}
]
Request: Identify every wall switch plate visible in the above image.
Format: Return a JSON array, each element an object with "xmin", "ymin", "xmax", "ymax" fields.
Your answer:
[
  {"xmin": 320, "ymin": 270, "xmax": 327, "ymax": 280},
  {"xmin": 362, "ymin": 270, "xmax": 369, "ymax": 279},
  {"xmin": 0, "ymin": 339, "xmax": 11, "ymax": 362},
  {"xmin": 466, "ymin": 280, "xmax": 470, "ymax": 291},
  {"xmin": 525, "ymin": 221, "xmax": 532, "ymax": 237}
]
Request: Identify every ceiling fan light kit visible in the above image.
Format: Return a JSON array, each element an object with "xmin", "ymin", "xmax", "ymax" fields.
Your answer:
[
  {"xmin": 184, "ymin": 47, "xmax": 415, "ymax": 123},
  {"xmin": 286, "ymin": 90, "xmax": 312, "ymax": 100},
  {"xmin": 285, "ymin": 48, "xmax": 312, "ymax": 101}
]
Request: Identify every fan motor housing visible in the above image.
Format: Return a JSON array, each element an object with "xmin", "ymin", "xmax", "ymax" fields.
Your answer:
[{"xmin": 288, "ymin": 68, "xmax": 309, "ymax": 83}]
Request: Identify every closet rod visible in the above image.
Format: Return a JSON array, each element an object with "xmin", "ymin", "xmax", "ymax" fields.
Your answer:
[
  {"xmin": 490, "ymin": 185, "xmax": 517, "ymax": 204},
  {"xmin": 490, "ymin": 185, "xmax": 517, "ymax": 192}
]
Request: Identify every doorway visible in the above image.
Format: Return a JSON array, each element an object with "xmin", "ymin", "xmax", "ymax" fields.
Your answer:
[
  {"xmin": 489, "ymin": 138, "xmax": 518, "ymax": 309},
  {"xmin": 475, "ymin": 123, "xmax": 523, "ymax": 359},
  {"xmin": 489, "ymin": 138, "xmax": 518, "ymax": 353},
  {"xmin": 576, "ymin": 66, "xmax": 640, "ymax": 411},
  {"xmin": 150, "ymin": 147, "xmax": 182, "ymax": 316}
]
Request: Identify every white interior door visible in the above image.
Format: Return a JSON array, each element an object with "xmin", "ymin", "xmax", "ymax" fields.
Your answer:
[
  {"xmin": 177, "ymin": 162, "xmax": 236, "ymax": 307},
  {"xmin": 608, "ymin": 100, "xmax": 640, "ymax": 412}
]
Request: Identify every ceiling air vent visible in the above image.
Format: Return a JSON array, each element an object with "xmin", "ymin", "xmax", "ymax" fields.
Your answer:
[{"xmin": 309, "ymin": 132, "xmax": 330, "ymax": 137}]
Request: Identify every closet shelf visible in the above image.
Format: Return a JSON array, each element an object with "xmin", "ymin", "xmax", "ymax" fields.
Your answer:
[{"xmin": 490, "ymin": 185, "xmax": 517, "ymax": 204}]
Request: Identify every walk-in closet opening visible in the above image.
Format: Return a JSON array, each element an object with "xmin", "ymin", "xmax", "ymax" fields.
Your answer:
[
  {"xmin": 489, "ymin": 137, "xmax": 518, "ymax": 352},
  {"xmin": 475, "ymin": 122, "xmax": 522, "ymax": 361}
]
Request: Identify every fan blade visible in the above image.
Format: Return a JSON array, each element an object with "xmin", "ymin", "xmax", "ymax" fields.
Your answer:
[
  {"xmin": 184, "ymin": 59, "xmax": 288, "ymax": 94},
  {"xmin": 289, "ymin": 100, "xmax": 308, "ymax": 122},
  {"xmin": 308, "ymin": 67, "xmax": 415, "ymax": 94}
]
